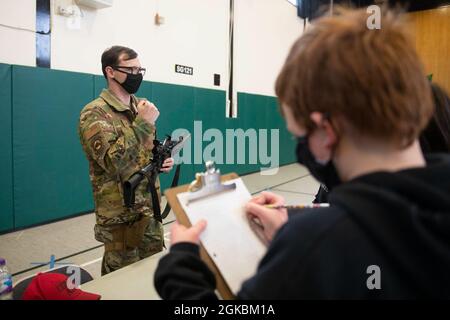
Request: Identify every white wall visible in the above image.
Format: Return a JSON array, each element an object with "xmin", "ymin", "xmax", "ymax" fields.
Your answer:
[
  {"xmin": 0, "ymin": 0, "xmax": 36, "ymax": 67},
  {"xmin": 0, "ymin": 0, "xmax": 304, "ymax": 94},
  {"xmin": 51, "ymin": 0, "xmax": 230, "ymax": 90},
  {"xmin": 234, "ymin": 0, "xmax": 304, "ymax": 97}
]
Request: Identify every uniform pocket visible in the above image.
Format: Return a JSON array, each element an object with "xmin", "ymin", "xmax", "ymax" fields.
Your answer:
[{"xmin": 124, "ymin": 216, "xmax": 151, "ymax": 248}]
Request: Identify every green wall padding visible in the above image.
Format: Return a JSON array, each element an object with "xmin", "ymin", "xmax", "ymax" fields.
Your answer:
[
  {"xmin": 192, "ymin": 87, "xmax": 229, "ymax": 177},
  {"xmin": 152, "ymin": 82, "xmax": 196, "ymax": 190},
  {"xmin": 0, "ymin": 64, "xmax": 13, "ymax": 232},
  {"xmin": 12, "ymin": 66, "xmax": 94, "ymax": 228},
  {"xmin": 233, "ymin": 93, "xmax": 296, "ymax": 174},
  {"xmin": 266, "ymin": 96, "xmax": 297, "ymax": 166},
  {"xmin": 94, "ymin": 75, "xmax": 107, "ymax": 97}
]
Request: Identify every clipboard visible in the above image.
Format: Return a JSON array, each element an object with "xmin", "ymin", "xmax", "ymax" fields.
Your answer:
[{"xmin": 165, "ymin": 172, "xmax": 239, "ymax": 300}]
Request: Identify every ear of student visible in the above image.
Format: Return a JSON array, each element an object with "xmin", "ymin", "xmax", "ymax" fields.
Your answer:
[{"xmin": 309, "ymin": 112, "xmax": 337, "ymax": 147}]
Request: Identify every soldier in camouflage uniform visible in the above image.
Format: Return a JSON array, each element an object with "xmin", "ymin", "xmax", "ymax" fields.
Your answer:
[{"xmin": 78, "ymin": 46, "xmax": 174, "ymax": 275}]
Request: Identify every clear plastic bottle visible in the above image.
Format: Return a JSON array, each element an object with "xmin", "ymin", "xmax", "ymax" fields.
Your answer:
[{"xmin": 0, "ymin": 258, "xmax": 13, "ymax": 300}]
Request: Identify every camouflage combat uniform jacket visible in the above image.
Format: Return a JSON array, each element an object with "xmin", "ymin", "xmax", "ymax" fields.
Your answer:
[{"xmin": 78, "ymin": 89, "xmax": 161, "ymax": 226}]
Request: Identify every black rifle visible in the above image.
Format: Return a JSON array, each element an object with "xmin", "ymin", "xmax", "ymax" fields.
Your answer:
[{"xmin": 123, "ymin": 135, "xmax": 188, "ymax": 222}]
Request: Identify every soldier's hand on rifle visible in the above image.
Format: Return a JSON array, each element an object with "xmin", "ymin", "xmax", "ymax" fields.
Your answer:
[
  {"xmin": 161, "ymin": 157, "xmax": 175, "ymax": 173},
  {"xmin": 137, "ymin": 100, "xmax": 160, "ymax": 125}
]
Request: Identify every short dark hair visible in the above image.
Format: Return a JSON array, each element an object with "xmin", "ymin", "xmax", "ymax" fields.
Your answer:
[{"xmin": 101, "ymin": 46, "xmax": 138, "ymax": 78}]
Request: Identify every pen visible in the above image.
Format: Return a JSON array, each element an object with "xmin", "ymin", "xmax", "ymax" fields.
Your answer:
[{"xmin": 264, "ymin": 203, "xmax": 330, "ymax": 210}]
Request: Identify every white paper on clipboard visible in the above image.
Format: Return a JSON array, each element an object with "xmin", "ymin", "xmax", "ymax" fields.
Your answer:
[{"xmin": 176, "ymin": 178, "xmax": 267, "ymax": 295}]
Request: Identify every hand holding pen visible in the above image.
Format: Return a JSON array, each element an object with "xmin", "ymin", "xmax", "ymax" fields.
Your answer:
[{"xmin": 245, "ymin": 192, "xmax": 289, "ymax": 246}]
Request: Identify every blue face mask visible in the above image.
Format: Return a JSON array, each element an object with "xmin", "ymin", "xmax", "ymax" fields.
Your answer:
[{"xmin": 296, "ymin": 135, "xmax": 341, "ymax": 192}]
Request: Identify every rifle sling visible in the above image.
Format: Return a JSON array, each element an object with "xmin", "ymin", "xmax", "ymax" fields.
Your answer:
[{"xmin": 146, "ymin": 164, "xmax": 181, "ymax": 222}]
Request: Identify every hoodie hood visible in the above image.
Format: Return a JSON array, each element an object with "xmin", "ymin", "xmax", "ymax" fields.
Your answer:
[{"xmin": 329, "ymin": 154, "xmax": 450, "ymax": 297}]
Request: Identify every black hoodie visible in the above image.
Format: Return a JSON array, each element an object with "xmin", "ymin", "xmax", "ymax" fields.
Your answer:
[{"xmin": 154, "ymin": 154, "xmax": 450, "ymax": 299}]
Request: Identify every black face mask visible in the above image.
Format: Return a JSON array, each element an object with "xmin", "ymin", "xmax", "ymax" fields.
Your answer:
[
  {"xmin": 296, "ymin": 136, "xmax": 342, "ymax": 192},
  {"xmin": 113, "ymin": 70, "xmax": 143, "ymax": 94}
]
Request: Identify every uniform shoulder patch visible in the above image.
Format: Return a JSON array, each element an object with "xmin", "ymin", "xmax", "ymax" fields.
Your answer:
[{"xmin": 89, "ymin": 132, "xmax": 109, "ymax": 159}]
